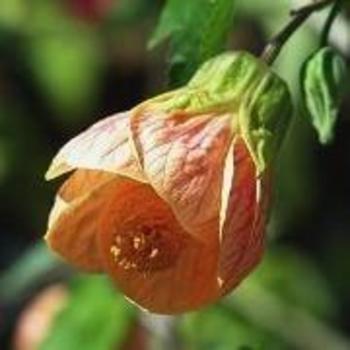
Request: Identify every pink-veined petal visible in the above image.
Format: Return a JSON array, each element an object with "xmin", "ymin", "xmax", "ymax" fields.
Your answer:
[
  {"xmin": 218, "ymin": 139, "xmax": 268, "ymax": 293},
  {"xmin": 131, "ymin": 108, "xmax": 233, "ymax": 240},
  {"xmin": 46, "ymin": 111, "xmax": 145, "ymax": 182}
]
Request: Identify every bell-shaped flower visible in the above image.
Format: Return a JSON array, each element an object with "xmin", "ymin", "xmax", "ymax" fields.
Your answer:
[{"xmin": 45, "ymin": 51, "xmax": 292, "ymax": 314}]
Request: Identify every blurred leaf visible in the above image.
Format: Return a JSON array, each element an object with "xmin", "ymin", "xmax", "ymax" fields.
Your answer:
[
  {"xmin": 149, "ymin": 0, "xmax": 236, "ymax": 87},
  {"xmin": 267, "ymin": 15, "xmax": 319, "ymax": 238},
  {"xmin": 250, "ymin": 248, "xmax": 336, "ymax": 318},
  {"xmin": 226, "ymin": 276, "xmax": 349, "ymax": 350},
  {"xmin": 20, "ymin": 1, "xmax": 104, "ymax": 124},
  {"xmin": 67, "ymin": 0, "xmax": 114, "ymax": 22},
  {"xmin": 301, "ymin": 47, "xmax": 347, "ymax": 144},
  {"xmin": 0, "ymin": 243, "xmax": 61, "ymax": 303},
  {"xmin": 110, "ymin": 0, "xmax": 155, "ymax": 25},
  {"xmin": 219, "ymin": 249, "xmax": 349, "ymax": 350},
  {"xmin": 40, "ymin": 276, "xmax": 136, "ymax": 350},
  {"xmin": 205, "ymin": 249, "xmax": 349, "ymax": 350},
  {"xmin": 27, "ymin": 30, "xmax": 103, "ymax": 123},
  {"xmin": 237, "ymin": 0, "xmax": 287, "ymax": 17},
  {"xmin": 179, "ymin": 305, "xmax": 286, "ymax": 350},
  {"xmin": 0, "ymin": 0, "xmax": 25, "ymax": 30}
]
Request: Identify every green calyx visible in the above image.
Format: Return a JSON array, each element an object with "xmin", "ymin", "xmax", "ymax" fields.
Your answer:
[{"xmin": 145, "ymin": 51, "xmax": 293, "ymax": 174}]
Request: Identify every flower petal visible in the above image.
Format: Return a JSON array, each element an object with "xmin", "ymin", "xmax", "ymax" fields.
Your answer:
[
  {"xmin": 130, "ymin": 108, "xmax": 233, "ymax": 240},
  {"xmin": 97, "ymin": 177, "xmax": 221, "ymax": 314},
  {"xmin": 45, "ymin": 170, "xmax": 118, "ymax": 272},
  {"xmin": 46, "ymin": 111, "xmax": 145, "ymax": 182},
  {"xmin": 218, "ymin": 139, "xmax": 269, "ymax": 293}
]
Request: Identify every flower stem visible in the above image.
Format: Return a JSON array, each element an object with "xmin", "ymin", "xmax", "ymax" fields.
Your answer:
[
  {"xmin": 320, "ymin": 0, "xmax": 342, "ymax": 46},
  {"xmin": 261, "ymin": 0, "xmax": 335, "ymax": 65},
  {"xmin": 140, "ymin": 312, "xmax": 181, "ymax": 350}
]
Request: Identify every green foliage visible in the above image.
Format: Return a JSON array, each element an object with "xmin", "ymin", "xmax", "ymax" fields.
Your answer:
[
  {"xmin": 218, "ymin": 249, "xmax": 349, "ymax": 350},
  {"xmin": 0, "ymin": 0, "xmax": 104, "ymax": 125},
  {"xmin": 25, "ymin": 2, "xmax": 103, "ymax": 124},
  {"xmin": 180, "ymin": 305, "xmax": 286, "ymax": 350},
  {"xmin": 28, "ymin": 31, "xmax": 102, "ymax": 123},
  {"xmin": 111, "ymin": 0, "xmax": 156, "ymax": 25},
  {"xmin": 0, "ymin": 0, "xmax": 24, "ymax": 30},
  {"xmin": 179, "ymin": 248, "xmax": 338, "ymax": 350},
  {"xmin": 301, "ymin": 47, "xmax": 347, "ymax": 144},
  {"xmin": 149, "ymin": 0, "xmax": 236, "ymax": 87},
  {"xmin": 0, "ymin": 244, "xmax": 61, "ymax": 303},
  {"xmin": 250, "ymin": 248, "xmax": 336, "ymax": 318},
  {"xmin": 40, "ymin": 276, "xmax": 136, "ymax": 350}
]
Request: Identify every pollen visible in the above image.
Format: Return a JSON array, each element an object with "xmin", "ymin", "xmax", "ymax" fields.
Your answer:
[
  {"xmin": 109, "ymin": 224, "xmax": 183, "ymax": 274},
  {"xmin": 110, "ymin": 246, "xmax": 121, "ymax": 257},
  {"xmin": 149, "ymin": 248, "xmax": 159, "ymax": 259},
  {"xmin": 133, "ymin": 236, "xmax": 143, "ymax": 250}
]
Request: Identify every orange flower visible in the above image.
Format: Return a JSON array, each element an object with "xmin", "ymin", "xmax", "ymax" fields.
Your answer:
[{"xmin": 45, "ymin": 52, "xmax": 292, "ymax": 314}]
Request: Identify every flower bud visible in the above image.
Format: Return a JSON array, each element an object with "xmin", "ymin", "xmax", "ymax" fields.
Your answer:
[{"xmin": 302, "ymin": 47, "xmax": 347, "ymax": 144}]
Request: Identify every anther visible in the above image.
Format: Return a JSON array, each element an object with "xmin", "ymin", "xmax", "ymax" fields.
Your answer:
[
  {"xmin": 149, "ymin": 248, "xmax": 159, "ymax": 259},
  {"xmin": 109, "ymin": 223, "xmax": 184, "ymax": 273}
]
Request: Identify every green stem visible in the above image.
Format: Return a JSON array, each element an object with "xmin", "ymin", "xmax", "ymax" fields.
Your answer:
[
  {"xmin": 261, "ymin": 0, "xmax": 334, "ymax": 65},
  {"xmin": 321, "ymin": 0, "xmax": 342, "ymax": 46}
]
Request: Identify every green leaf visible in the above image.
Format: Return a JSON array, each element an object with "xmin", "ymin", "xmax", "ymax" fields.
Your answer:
[
  {"xmin": 301, "ymin": 47, "xmax": 347, "ymax": 144},
  {"xmin": 149, "ymin": 0, "xmax": 236, "ymax": 87},
  {"xmin": 40, "ymin": 276, "xmax": 136, "ymax": 350},
  {"xmin": 27, "ymin": 31, "xmax": 102, "ymax": 124},
  {"xmin": 179, "ymin": 305, "xmax": 286, "ymax": 350}
]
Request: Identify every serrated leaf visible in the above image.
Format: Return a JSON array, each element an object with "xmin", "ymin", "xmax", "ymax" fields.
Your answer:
[
  {"xmin": 40, "ymin": 276, "xmax": 136, "ymax": 350},
  {"xmin": 301, "ymin": 47, "xmax": 347, "ymax": 144},
  {"xmin": 149, "ymin": 0, "xmax": 236, "ymax": 87}
]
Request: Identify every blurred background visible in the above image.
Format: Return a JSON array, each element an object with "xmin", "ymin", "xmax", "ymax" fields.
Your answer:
[{"xmin": 0, "ymin": 0, "xmax": 349, "ymax": 349}]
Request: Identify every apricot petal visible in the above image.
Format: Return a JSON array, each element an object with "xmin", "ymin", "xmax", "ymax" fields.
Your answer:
[
  {"xmin": 45, "ymin": 170, "xmax": 118, "ymax": 272},
  {"xmin": 46, "ymin": 112, "xmax": 145, "ymax": 182},
  {"xmin": 97, "ymin": 177, "xmax": 221, "ymax": 314},
  {"xmin": 131, "ymin": 109, "xmax": 233, "ymax": 240},
  {"xmin": 218, "ymin": 139, "xmax": 267, "ymax": 293}
]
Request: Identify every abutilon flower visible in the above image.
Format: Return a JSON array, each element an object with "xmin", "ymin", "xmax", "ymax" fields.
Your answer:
[{"xmin": 45, "ymin": 52, "xmax": 292, "ymax": 314}]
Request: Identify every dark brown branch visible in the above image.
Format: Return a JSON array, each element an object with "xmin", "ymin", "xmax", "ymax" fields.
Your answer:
[{"xmin": 261, "ymin": 0, "xmax": 335, "ymax": 65}]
